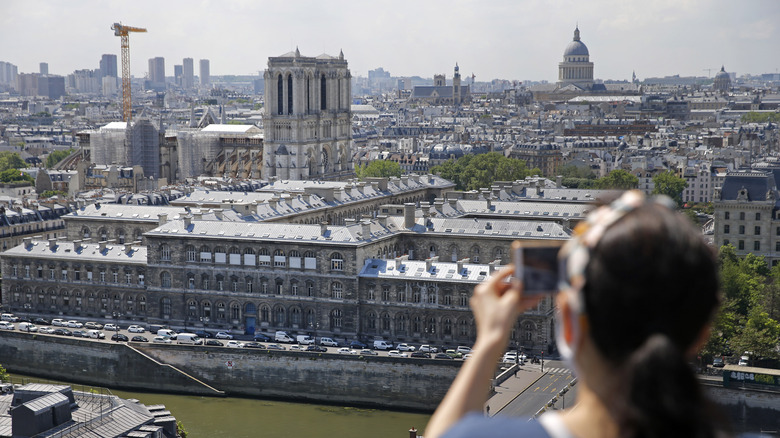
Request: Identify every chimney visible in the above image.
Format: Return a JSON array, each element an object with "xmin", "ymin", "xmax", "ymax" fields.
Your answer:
[
  {"xmin": 194, "ymin": 210, "xmax": 203, "ymax": 221},
  {"xmin": 158, "ymin": 213, "xmax": 168, "ymax": 226},
  {"xmin": 448, "ymin": 198, "xmax": 458, "ymax": 209},
  {"xmin": 268, "ymin": 197, "xmax": 278, "ymax": 210},
  {"xmin": 320, "ymin": 222, "xmax": 329, "ymax": 237},
  {"xmin": 125, "ymin": 243, "xmax": 134, "ymax": 254},
  {"xmin": 356, "ymin": 182, "xmax": 366, "ymax": 195},
  {"xmin": 556, "ymin": 175, "xmax": 563, "ymax": 188},
  {"xmin": 535, "ymin": 180, "xmax": 542, "ymax": 196},
  {"xmin": 486, "ymin": 198, "xmax": 492, "ymax": 211},
  {"xmin": 377, "ymin": 215, "xmax": 388, "ymax": 227},
  {"xmin": 48, "ymin": 238, "xmax": 57, "ymax": 249},
  {"xmin": 215, "ymin": 209, "xmax": 223, "ymax": 220},
  {"xmin": 99, "ymin": 241, "xmax": 107, "ymax": 252},
  {"xmin": 370, "ymin": 181, "xmax": 379, "ymax": 191},
  {"xmin": 492, "ymin": 187, "xmax": 501, "ymax": 198},
  {"xmin": 23, "ymin": 237, "xmax": 32, "ymax": 248},
  {"xmin": 426, "ymin": 256, "xmax": 439, "ymax": 272},
  {"xmin": 401, "ymin": 176, "xmax": 409, "ymax": 186},
  {"xmin": 421, "ymin": 202, "xmax": 430, "ymax": 220},
  {"xmin": 183, "ymin": 215, "xmax": 192, "ymax": 229},
  {"xmin": 361, "ymin": 220, "xmax": 371, "ymax": 239},
  {"xmin": 73, "ymin": 240, "xmax": 82, "ymax": 251},
  {"xmin": 302, "ymin": 192, "xmax": 312, "ymax": 204},
  {"xmin": 457, "ymin": 258, "xmax": 470, "ymax": 275},
  {"xmin": 394, "ymin": 256, "xmax": 403, "ymax": 271},
  {"xmin": 489, "ymin": 259, "xmax": 501, "ymax": 274},
  {"xmin": 404, "ymin": 203, "xmax": 415, "ymax": 229}
]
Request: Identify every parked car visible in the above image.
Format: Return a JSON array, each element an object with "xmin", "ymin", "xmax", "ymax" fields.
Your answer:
[
  {"xmin": 205, "ymin": 339, "xmax": 223, "ymax": 346},
  {"xmin": 131, "ymin": 336, "xmax": 149, "ymax": 342},
  {"xmin": 128, "ymin": 325, "xmax": 146, "ymax": 333},
  {"xmin": 738, "ymin": 355, "xmax": 749, "ymax": 366},
  {"xmin": 503, "ymin": 353, "xmax": 518, "ymax": 364},
  {"xmin": 396, "ymin": 343, "xmax": 416, "ymax": 352},
  {"xmin": 712, "ymin": 357, "xmax": 725, "ymax": 368},
  {"xmin": 153, "ymin": 336, "xmax": 172, "ymax": 344},
  {"xmin": 265, "ymin": 343, "xmax": 286, "ymax": 350},
  {"xmin": 388, "ymin": 350, "xmax": 408, "ymax": 358},
  {"xmin": 51, "ymin": 319, "xmax": 67, "ymax": 327},
  {"xmin": 111, "ymin": 333, "xmax": 128, "ymax": 342},
  {"xmin": 245, "ymin": 342, "xmax": 266, "ymax": 349},
  {"xmin": 226, "ymin": 340, "xmax": 245, "ymax": 348},
  {"xmin": 1, "ymin": 313, "xmax": 18, "ymax": 322},
  {"xmin": 0, "ymin": 321, "xmax": 14, "ymax": 331},
  {"xmin": 319, "ymin": 337, "xmax": 339, "ymax": 347},
  {"xmin": 359, "ymin": 349, "xmax": 378, "ymax": 356},
  {"xmin": 17, "ymin": 322, "xmax": 38, "ymax": 332},
  {"xmin": 54, "ymin": 328, "xmax": 73, "ymax": 336},
  {"xmin": 305, "ymin": 345, "xmax": 328, "ymax": 352},
  {"xmin": 215, "ymin": 331, "xmax": 233, "ymax": 340},
  {"xmin": 435, "ymin": 353, "xmax": 453, "ymax": 360},
  {"xmin": 72, "ymin": 330, "xmax": 89, "ymax": 338},
  {"xmin": 338, "ymin": 347, "xmax": 357, "ymax": 355},
  {"xmin": 38, "ymin": 326, "xmax": 56, "ymax": 334},
  {"xmin": 85, "ymin": 322, "xmax": 103, "ymax": 330},
  {"xmin": 67, "ymin": 320, "xmax": 83, "ymax": 328},
  {"xmin": 253, "ymin": 333, "xmax": 272, "ymax": 342},
  {"xmin": 104, "ymin": 323, "xmax": 119, "ymax": 332},
  {"xmin": 33, "ymin": 318, "xmax": 51, "ymax": 326},
  {"xmin": 418, "ymin": 345, "xmax": 438, "ymax": 353},
  {"xmin": 411, "ymin": 351, "xmax": 431, "ymax": 358},
  {"xmin": 349, "ymin": 340, "xmax": 368, "ymax": 349},
  {"xmin": 195, "ymin": 330, "xmax": 214, "ymax": 339}
]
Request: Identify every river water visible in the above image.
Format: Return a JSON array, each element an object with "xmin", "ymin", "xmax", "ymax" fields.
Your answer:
[{"xmin": 9, "ymin": 373, "xmax": 430, "ymax": 438}]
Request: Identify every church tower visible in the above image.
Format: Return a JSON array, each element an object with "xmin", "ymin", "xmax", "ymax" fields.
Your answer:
[
  {"xmin": 558, "ymin": 26, "xmax": 594, "ymax": 90},
  {"xmin": 453, "ymin": 63, "xmax": 462, "ymax": 105},
  {"xmin": 263, "ymin": 49, "xmax": 353, "ymax": 180}
]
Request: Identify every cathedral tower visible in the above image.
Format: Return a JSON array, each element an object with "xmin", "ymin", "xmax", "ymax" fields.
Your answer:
[
  {"xmin": 453, "ymin": 63, "xmax": 462, "ymax": 104},
  {"xmin": 263, "ymin": 49, "xmax": 353, "ymax": 180}
]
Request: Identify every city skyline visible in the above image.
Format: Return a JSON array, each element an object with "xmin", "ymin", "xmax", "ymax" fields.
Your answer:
[{"xmin": 1, "ymin": 0, "xmax": 778, "ymax": 83}]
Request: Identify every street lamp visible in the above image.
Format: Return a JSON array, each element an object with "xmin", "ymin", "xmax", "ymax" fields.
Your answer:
[{"xmin": 112, "ymin": 311, "xmax": 122, "ymax": 341}]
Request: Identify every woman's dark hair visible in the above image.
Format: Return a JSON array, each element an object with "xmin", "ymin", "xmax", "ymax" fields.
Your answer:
[{"xmin": 583, "ymin": 202, "xmax": 723, "ymax": 438}]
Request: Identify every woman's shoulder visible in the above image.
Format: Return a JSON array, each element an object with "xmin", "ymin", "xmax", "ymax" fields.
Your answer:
[{"xmin": 442, "ymin": 413, "xmax": 551, "ymax": 438}]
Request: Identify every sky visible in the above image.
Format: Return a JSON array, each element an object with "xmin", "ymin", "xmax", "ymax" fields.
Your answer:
[{"xmin": 1, "ymin": 0, "xmax": 778, "ymax": 83}]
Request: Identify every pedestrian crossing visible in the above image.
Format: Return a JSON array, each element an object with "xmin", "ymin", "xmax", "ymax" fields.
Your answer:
[{"xmin": 544, "ymin": 367, "xmax": 571, "ymax": 375}]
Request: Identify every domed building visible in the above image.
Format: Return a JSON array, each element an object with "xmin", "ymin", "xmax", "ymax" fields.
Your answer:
[
  {"xmin": 713, "ymin": 65, "xmax": 731, "ymax": 93},
  {"xmin": 558, "ymin": 26, "xmax": 594, "ymax": 90}
]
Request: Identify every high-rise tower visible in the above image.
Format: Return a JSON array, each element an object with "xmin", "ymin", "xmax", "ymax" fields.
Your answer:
[
  {"xmin": 182, "ymin": 58, "xmax": 194, "ymax": 89},
  {"xmin": 199, "ymin": 59, "xmax": 210, "ymax": 86},
  {"xmin": 262, "ymin": 48, "xmax": 352, "ymax": 180}
]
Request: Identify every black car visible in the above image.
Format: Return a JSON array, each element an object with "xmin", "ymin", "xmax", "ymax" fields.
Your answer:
[
  {"xmin": 195, "ymin": 330, "xmax": 214, "ymax": 338},
  {"xmin": 305, "ymin": 345, "xmax": 328, "ymax": 352},
  {"xmin": 434, "ymin": 353, "xmax": 453, "ymax": 360},
  {"xmin": 253, "ymin": 333, "xmax": 272, "ymax": 342},
  {"xmin": 131, "ymin": 336, "xmax": 149, "ymax": 342},
  {"xmin": 411, "ymin": 351, "xmax": 431, "ymax": 359},
  {"xmin": 712, "ymin": 357, "xmax": 725, "ymax": 368},
  {"xmin": 349, "ymin": 340, "xmax": 368, "ymax": 349},
  {"xmin": 111, "ymin": 333, "xmax": 129, "ymax": 342},
  {"xmin": 53, "ymin": 328, "xmax": 72, "ymax": 336},
  {"xmin": 33, "ymin": 318, "xmax": 51, "ymax": 326},
  {"xmin": 245, "ymin": 342, "xmax": 266, "ymax": 349},
  {"xmin": 205, "ymin": 339, "xmax": 223, "ymax": 347}
]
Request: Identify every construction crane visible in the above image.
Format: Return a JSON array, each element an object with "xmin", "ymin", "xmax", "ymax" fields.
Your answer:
[{"xmin": 111, "ymin": 22, "xmax": 147, "ymax": 122}]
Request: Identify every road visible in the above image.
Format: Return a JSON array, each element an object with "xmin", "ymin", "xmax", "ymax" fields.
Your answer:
[{"xmin": 496, "ymin": 360, "xmax": 578, "ymax": 418}]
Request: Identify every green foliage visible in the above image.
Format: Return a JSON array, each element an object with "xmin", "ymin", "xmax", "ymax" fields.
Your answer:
[
  {"xmin": 702, "ymin": 245, "xmax": 780, "ymax": 362},
  {"xmin": 254, "ymin": 103, "xmax": 263, "ymax": 110},
  {"xmin": 45, "ymin": 148, "xmax": 75, "ymax": 168},
  {"xmin": 0, "ymin": 364, "xmax": 8, "ymax": 382},
  {"xmin": 0, "ymin": 151, "xmax": 26, "ymax": 172},
  {"xmin": 0, "ymin": 168, "xmax": 33, "ymax": 183},
  {"xmin": 64, "ymin": 103, "xmax": 79, "ymax": 110},
  {"xmin": 355, "ymin": 160, "xmax": 403, "ymax": 179},
  {"xmin": 226, "ymin": 120, "xmax": 245, "ymax": 125},
  {"xmin": 652, "ymin": 171, "xmax": 688, "ymax": 206},
  {"xmin": 594, "ymin": 169, "xmax": 638, "ymax": 190},
  {"xmin": 559, "ymin": 163, "xmax": 596, "ymax": 180},
  {"xmin": 431, "ymin": 152, "xmax": 541, "ymax": 191},
  {"xmin": 40, "ymin": 190, "xmax": 69, "ymax": 199},
  {"xmin": 561, "ymin": 177, "xmax": 597, "ymax": 189},
  {"xmin": 741, "ymin": 112, "xmax": 780, "ymax": 123},
  {"xmin": 177, "ymin": 420, "xmax": 188, "ymax": 438}
]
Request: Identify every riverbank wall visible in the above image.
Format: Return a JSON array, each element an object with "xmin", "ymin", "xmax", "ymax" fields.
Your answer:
[{"xmin": 0, "ymin": 332, "xmax": 459, "ymax": 411}]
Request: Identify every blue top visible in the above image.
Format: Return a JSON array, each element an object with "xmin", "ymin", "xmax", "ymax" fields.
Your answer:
[{"xmin": 442, "ymin": 414, "xmax": 551, "ymax": 438}]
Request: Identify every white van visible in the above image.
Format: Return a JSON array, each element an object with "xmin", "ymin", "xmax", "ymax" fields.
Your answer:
[
  {"xmin": 157, "ymin": 329, "xmax": 178, "ymax": 340},
  {"xmin": 275, "ymin": 331, "xmax": 294, "ymax": 343},
  {"xmin": 177, "ymin": 333, "xmax": 202, "ymax": 345},
  {"xmin": 296, "ymin": 335, "xmax": 315, "ymax": 345},
  {"xmin": 18, "ymin": 322, "xmax": 38, "ymax": 332},
  {"xmin": 373, "ymin": 340, "xmax": 393, "ymax": 350},
  {"xmin": 1, "ymin": 313, "xmax": 17, "ymax": 322},
  {"xmin": 87, "ymin": 330, "xmax": 105, "ymax": 339}
]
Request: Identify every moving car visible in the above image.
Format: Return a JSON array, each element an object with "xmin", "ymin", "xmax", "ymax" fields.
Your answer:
[
  {"xmin": 456, "ymin": 346, "xmax": 472, "ymax": 355},
  {"xmin": 128, "ymin": 325, "xmax": 146, "ymax": 333},
  {"xmin": 72, "ymin": 330, "xmax": 89, "ymax": 338},
  {"xmin": 104, "ymin": 324, "xmax": 119, "ymax": 331},
  {"xmin": 502, "ymin": 353, "xmax": 518, "ymax": 364},
  {"xmin": 205, "ymin": 339, "xmax": 224, "ymax": 346},
  {"xmin": 319, "ymin": 337, "xmax": 338, "ymax": 347},
  {"xmin": 411, "ymin": 351, "xmax": 431, "ymax": 358},
  {"xmin": 245, "ymin": 342, "xmax": 266, "ymax": 349},
  {"xmin": 33, "ymin": 318, "xmax": 51, "ymax": 326},
  {"xmin": 418, "ymin": 345, "xmax": 438, "ymax": 353},
  {"xmin": 215, "ymin": 331, "xmax": 233, "ymax": 340},
  {"xmin": 88, "ymin": 330, "xmax": 105, "ymax": 339},
  {"xmin": 17, "ymin": 322, "xmax": 38, "ymax": 332},
  {"xmin": 349, "ymin": 340, "xmax": 368, "ymax": 349},
  {"xmin": 226, "ymin": 340, "xmax": 244, "ymax": 348},
  {"xmin": 265, "ymin": 343, "xmax": 286, "ymax": 350},
  {"xmin": 54, "ymin": 328, "xmax": 73, "ymax": 336},
  {"xmin": 445, "ymin": 349, "xmax": 462, "ymax": 359},
  {"xmin": 305, "ymin": 345, "xmax": 328, "ymax": 352},
  {"xmin": 111, "ymin": 333, "xmax": 129, "ymax": 342},
  {"xmin": 131, "ymin": 336, "xmax": 149, "ymax": 342},
  {"xmin": 195, "ymin": 330, "xmax": 214, "ymax": 339},
  {"xmin": 396, "ymin": 343, "xmax": 415, "ymax": 352},
  {"xmin": 388, "ymin": 350, "xmax": 408, "ymax": 358},
  {"xmin": 153, "ymin": 336, "xmax": 173, "ymax": 344},
  {"xmin": 359, "ymin": 349, "xmax": 378, "ymax": 356},
  {"xmin": 253, "ymin": 333, "xmax": 272, "ymax": 342},
  {"xmin": 0, "ymin": 322, "xmax": 14, "ymax": 331},
  {"xmin": 435, "ymin": 353, "xmax": 453, "ymax": 359},
  {"xmin": 38, "ymin": 327, "xmax": 56, "ymax": 334},
  {"xmin": 1, "ymin": 314, "xmax": 17, "ymax": 322},
  {"xmin": 337, "ymin": 347, "xmax": 357, "ymax": 355}
]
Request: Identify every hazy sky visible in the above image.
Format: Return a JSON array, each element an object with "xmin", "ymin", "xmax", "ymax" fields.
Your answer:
[{"xmin": 2, "ymin": 0, "xmax": 778, "ymax": 83}]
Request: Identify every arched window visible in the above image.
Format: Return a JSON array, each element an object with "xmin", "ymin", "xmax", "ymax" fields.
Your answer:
[
  {"xmin": 330, "ymin": 309, "xmax": 342, "ymax": 328},
  {"xmin": 471, "ymin": 246, "xmax": 480, "ymax": 263},
  {"xmin": 258, "ymin": 248, "xmax": 271, "ymax": 266},
  {"xmin": 444, "ymin": 318, "xmax": 452, "ymax": 335},
  {"xmin": 382, "ymin": 313, "xmax": 391, "ymax": 331},
  {"xmin": 274, "ymin": 306, "xmax": 286, "ymax": 326},
  {"xmin": 260, "ymin": 305, "xmax": 270, "ymax": 322},
  {"xmin": 161, "ymin": 297, "xmax": 171, "ymax": 317},
  {"xmin": 117, "ymin": 228, "xmax": 126, "ymax": 244},
  {"xmin": 277, "ymin": 74, "xmax": 283, "ymax": 115},
  {"xmin": 331, "ymin": 282, "xmax": 343, "ymax": 299},
  {"xmin": 306, "ymin": 309, "xmax": 315, "ymax": 328},
  {"xmin": 187, "ymin": 300, "xmax": 197, "ymax": 317},
  {"xmin": 366, "ymin": 312, "xmax": 377, "ymax": 331},
  {"xmin": 291, "ymin": 307, "xmax": 302, "ymax": 325},
  {"xmin": 287, "ymin": 74, "xmax": 293, "ymax": 115},
  {"xmin": 231, "ymin": 303, "xmax": 240, "ymax": 320},
  {"xmin": 185, "ymin": 245, "xmax": 197, "ymax": 262},
  {"xmin": 82, "ymin": 227, "xmax": 91, "ymax": 239},
  {"xmin": 199, "ymin": 245, "xmax": 211, "ymax": 263},
  {"xmin": 397, "ymin": 314, "xmax": 407, "ymax": 333},
  {"xmin": 229, "ymin": 247, "xmax": 241, "ymax": 265},
  {"xmin": 320, "ymin": 75, "xmax": 327, "ymax": 110},
  {"xmin": 306, "ymin": 281, "xmax": 314, "ymax": 297},
  {"xmin": 160, "ymin": 272, "xmax": 171, "ymax": 288},
  {"xmin": 99, "ymin": 227, "xmax": 108, "ymax": 241},
  {"xmin": 413, "ymin": 316, "xmax": 421, "ymax": 333},
  {"xmin": 274, "ymin": 249, "xmax": 286, "ymax": 267},
  {"xmin": 160, "ymin": 244, "xmax": 171, "ymax": 261},
  {"xmin": 330, "ymin": 252, "xmax": 343, "ymax": 271},
  {"xmin": 459, "ymin": 320, "xmax": 470, "ymax": 337},
  {"xmin": 217, "ymin": 302, "xmax": 226, "ymax": 320}
]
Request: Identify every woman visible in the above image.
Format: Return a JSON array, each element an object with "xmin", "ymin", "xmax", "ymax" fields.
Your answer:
[{"xmin": 426, "ymin": 190, "xmax": 726, "ymax": 438}]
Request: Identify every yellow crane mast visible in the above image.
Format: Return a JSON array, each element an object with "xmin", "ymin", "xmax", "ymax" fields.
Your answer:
[{"xmin": 111, "ymin": 23, "xmax": 147, "ymax": 122}]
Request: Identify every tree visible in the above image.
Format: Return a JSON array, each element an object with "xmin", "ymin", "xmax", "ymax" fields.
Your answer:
[
  {"xmin": 45, "ymin": 148, "xmax": 75, "ymax": 168},
  {"xmin": 0, "ymin": 364, "xmax": 8, "ymax": 383},
  {"xmin": 0, "ymin": 168, "xmax": 33, "ymax": 183},
  {"xmin": 40, "ymin": 190, "xmax": 69, "ymax": 199},
  {"xmin": 652, "ymin": 171, "xmax": 688, "ymax": 206},
  {"xmin": 594, "ymin": 169, "xmax": 638, "ymax": 190},
  {"xmin": 0, "ymin": 151, "xmax": 26, "ymax": 172},
  {"xmin": 430, "ymin": 152, "xmax": 541, "ymax": 191},
  {"xmin": 355, "ymin": 160, "xmax": 403, "ymax": 179}
]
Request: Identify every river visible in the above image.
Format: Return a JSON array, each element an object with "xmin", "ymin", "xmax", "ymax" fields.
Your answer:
[{"xmin": 9, "ymin": 373, "xmax": 431, "ymax": 438}]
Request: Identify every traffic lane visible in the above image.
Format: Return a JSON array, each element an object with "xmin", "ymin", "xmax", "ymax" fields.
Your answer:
[{"xmin": 498, "ymin": 371, "xmax": 575, "ymax": 418}]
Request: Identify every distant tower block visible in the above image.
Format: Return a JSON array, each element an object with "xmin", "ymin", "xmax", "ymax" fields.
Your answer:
[
  {"xmin": 200, "ymin": 59, "xmax": 210, "ymax": 85},
  {"xmin": 263, "ymin": 48, "xmax": 353, "ymax": 180}
]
